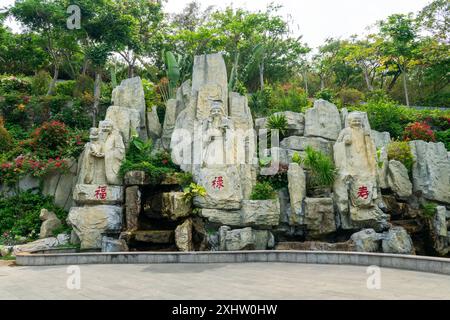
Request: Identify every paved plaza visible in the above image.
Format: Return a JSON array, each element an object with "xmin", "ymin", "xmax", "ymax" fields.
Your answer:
[{"xmin": 0, "ymin": 262, "xmax": 449, "ymax": 299}]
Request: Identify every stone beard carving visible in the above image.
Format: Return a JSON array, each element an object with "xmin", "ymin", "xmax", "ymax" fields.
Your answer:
[
  {"xmin": 78, "ymin": 127, "xmax": 106, "ymax": 185},
  {"xmin": 201, "ymin": 100, "xmax": 234, "ymax": 168},
  {"xmin": 334, "ymin": 112, "xmax": 387, "ymax": 230},
  {"xmin": 100, "ymin": 120, "xmax": 126, "ymax": 186}
]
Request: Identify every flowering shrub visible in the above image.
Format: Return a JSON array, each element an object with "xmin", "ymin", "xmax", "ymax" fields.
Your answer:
[
  {"xmin": 31, "ymin": 120, "xmax": 69, "ymax": 150},
  {"xmin": 387, "ymin": 141, "xmax": 414, "ymax": 173},
  {"xmin": 0, "ymin": 75, "xmax": 31, "ymax": 94},
  {"xmin": 0, "ymin": 118, "xmax": 12, "ymax": 152},
  {"xmin": 0, "ymin": 155, "xmax": 69, "ymax": 185},
  {"xmin": 403, "ymin": 122, "xmax": 436, "ymax": 142}
]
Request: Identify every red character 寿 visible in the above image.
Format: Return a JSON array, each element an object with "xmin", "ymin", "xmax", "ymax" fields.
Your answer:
[{"xmin": 357, "ymin": 185, "xmax": 369, "ymax": 199}]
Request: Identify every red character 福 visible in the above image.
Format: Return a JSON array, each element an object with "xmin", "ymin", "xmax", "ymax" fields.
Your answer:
[
  {"xmin": 212, "ymin": 176, "xmax": 224, "ymax": 190},
  {"xmin": 357, "ymin": 186, "xmax": 369, "ymax": 199},
  {"xmin": 95, "ymin": 186, "xmax": 107, "ymax": 200}
]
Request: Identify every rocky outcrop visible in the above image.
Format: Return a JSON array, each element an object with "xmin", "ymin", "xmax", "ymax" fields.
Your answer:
[
  {"xmin": 256, "ymin": 111, "xmax": 305, "ymax": 136},
  {"xmin": 12, "ymin": 237, "xmax": 60, "ymax": 255},
  {"xmin": 304, "ymin": 198, "xmax": 336, "ymax": 238},
  {"xmin": 73, "ymin": 184, "xmax": 124, "ymax": 205},
  {"xmin": 218, "ymin": 226, "xmax": 275, "ymax": 251},
  {"xmin": 275, "ymin": 241, "xmax": 355, "ymax": 251},
  {"xmin": 101, "ymin": 237, "xmax": 128, "ymax": 252},
  {"xmin": 382, "ymin": 227, "xmax": 415, "ymax": 254},
  {"xmin": 105, "ymin": 105, "xmax": 141, "ymax": 147},
  {"xmin": 287, "ymin": 163, "xmax": 306, "ymax": 226},
  {"xmin": 304, "ymin": 99, "xmax": 342, "ymax": 141},
  {"xmin": 67, "ymin": 205, "xmax": 123, "ymax": 249},
  {"xmin": 201, "ymin": 199, "xmax": 280, "ymax": 228},
  {"xmin": 161, "ymin": 192, "xmax": 192, "ymax": 221},
  {"xmin": 280, "ymin": 136, "xmax": 334, "ymax": 157},
  {"xmin": 350, "ymin": 229, "xmax": 382, "ymax": 252},
  {"xmin": 409, "ymin": 140, "xmax": 450, "ymax": 204},
  {"xmin": 125, "ymin": 186, "xmax": 140, "ymax": 231},
  {"xmin": 175, "ymin": 219, "xmax": 194, "ymax": 252},
  {"xmin": 39, "ymin": 209, "xmax": 62, "ymax": 239},
  {"xmin": 387, "ymin": 160, "xmax": 412, "ymax": 199}
]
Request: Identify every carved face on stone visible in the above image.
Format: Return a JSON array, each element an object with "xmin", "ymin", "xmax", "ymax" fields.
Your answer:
[
  {"xmin": 210, "ymin": 100, "xmax": 224, "ymax": 119},
  {"xmin": 100, "ymin": 120, "xmax": 113, "ymax": 133},
  {"xmin": 89, "ymin": 127, "xmax": 99, "ymax": 141},
  {"xmin": 348, "ymin": 114, "xmax": 363, "ymax": 129}
]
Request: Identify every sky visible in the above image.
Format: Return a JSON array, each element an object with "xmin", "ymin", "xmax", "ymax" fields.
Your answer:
[{"xmin": 3, "ymin": 0, "xmax": 432, "ymax": 48}]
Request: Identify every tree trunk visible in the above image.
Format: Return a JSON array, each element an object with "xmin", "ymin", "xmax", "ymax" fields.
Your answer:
[
  {"xmin": 92, "ymin": 71, "xmax": 102, "ymax": 127},
  {"xmin": 363, "ymin": 68, "xmax": 373, "ymax": 91},
  {"xmin": 402, "ymin": 69, "xmax": 410, "ymax": 106},
  {"xmin": 47, "ymin": 65, "xmax": 59, "ymax": 96},
  {"xmin": 320, "ymin": 76, "xmax": 325, "ymax": 90},
  {"xmin": 259, "ymin": 61, "xmax": 264, "ymax": 91},
  {"xmin": 128, "ymin": 63, "xmax": 134, "ymax": 78},
  {"xmin": 303, "ymin": 70, "xmax": 309, "ymax": 96}
]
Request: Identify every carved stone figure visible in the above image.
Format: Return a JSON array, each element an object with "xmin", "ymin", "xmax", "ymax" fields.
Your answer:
[
  {"xmin": 77, "ymin": 127, "xmax": 106, "ymax": 185},
  {"xmin": 100, "ymin": 120, "xmax": 126, "ymax": 186},
  {"xmin": 334, "ymin": 112, "xmax": 388, "ymax": 231}
]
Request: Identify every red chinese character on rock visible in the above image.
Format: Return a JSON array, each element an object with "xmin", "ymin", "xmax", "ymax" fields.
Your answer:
[
  {"xmin": 95, "ymin": 186, "xmax": 107, "ymax": 200},
  {"xmin": 212, "ymin": 176, "xmax": 224, "ymax": 190},
  {"xmin": 357, "ymin": 186, "xmax": 369, "ymax": 199}
]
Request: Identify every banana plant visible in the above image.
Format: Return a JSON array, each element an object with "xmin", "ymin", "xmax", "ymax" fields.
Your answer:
[{"xmin": 163, "ymin": 50, "xmax": 181, "ymax": 100}]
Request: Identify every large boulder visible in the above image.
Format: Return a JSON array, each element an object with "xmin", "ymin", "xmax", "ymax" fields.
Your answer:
[
  {"xmin": 39, "ymin": 209, "xmax": 62, "ymax": 239},
  {"xmin": 73, "ymin": 184, "xmax": 124, "ymax": 205},
  {"xmin": 201, "ymin": 199, "xmax": 280, "ymax": 228},
  {"xmin": 161, "ymin": 192, "xmax": 192, "ymax": 221},
  {"xmin": 146, "ymin": 107, "xmax": 162, "ymax": 142},
  {"xmin": 125, "ymin": 186, "xmax": 140, "ymax": 231},
  {"xmin": 280, "ymin": 136, "xmax": 333, "ymax": 158},
  {"xmin": 304, "ymin": 198, "xmax": 336, "ymax": 238},
  {"xmin": 434, "ymin": 206, "xmax": 448, "ymax": 237},
  {"xmin": 105, "ymin": 105, "xmax": 141, "ymax": 147},
  {"xmin": 275, "ymin": 241, "xmax": 355, "ymax": 251},
  {"xmin": 382, "ymin": 227, "xmax": 415, "ymax": 254},
  {"xmin": 287, "ymin": 163, "xmax": 306, "ymax": 226},
  {"xmin": 175, "ymin": 219, "xmax": 194, "ymax": 252},
  {"xmin": 67, "ymin": 205, "xmax": 123, "ymax": 249},
  {"xmin": 304, "ymin": 99, "xmax": 342, "ymax": 141},
  {"xmin": 409, "ymin": 140, "xmax": 450, "ymax": 204},
  {"xmin": 218, "ymin": 226, "xmax": 274, "ymax": 251},
  {"xmin": 350, "ymin": 229, "xmax": 382, "ymax": 252},
  {"xmin": 387, "ymin": 160, "xmax": 413, "ymax": 198},
  {"xmin": 12, "ymin": 237, "xmax": 59, "ymax": 255}
]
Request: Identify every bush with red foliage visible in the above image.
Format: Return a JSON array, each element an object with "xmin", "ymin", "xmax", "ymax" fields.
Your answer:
[{"xmin": 403, "ymin": 121, "xmax": 436, "ymax": 142}]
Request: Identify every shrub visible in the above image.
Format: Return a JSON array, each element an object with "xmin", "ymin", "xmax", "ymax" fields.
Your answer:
[
  {"xmin": 142, "ymin": 79, "xmax": 162, "ymax": 111},
  {"xmin": 270, "ymin": 83, "xmax": 310, "ymax": 113},
  {"xmin": 31, "ymin": 70, "xmax": 51, "ymax": 95},
  {"xmin": 266, "ymin": 113, "xmax": 288, "ymax": 139},
  {"xmin": 387, "ymin": 141, "xmax": 414, "ymax": 172},
  {"xmin": 55, "ymin": 80, "xmax": 76, "ymax": 96},
  {"xmin": 73, "ymin": 75, "xmax": 94, "ymax": 98},
  {"xmin": 315, "ymin": 88, "xmax": 335, "ymax": 103},
  {"xmin": 258, "ymin": 163, "xmax": 289, "ymax": 190},
  {"xmin": 0, "ymin": 119, "xmax": 12, "ymax": 152},
  {"xmin": 0, "ymin": 75, "xmax": 31, "ymax": 94},
  {"xmin": 337, "ymin": 88, "xmax": 364, "ymax": 106},
  {"xmin": 31, "ymin": 120, "xmax": 69, "ymax": 152},
  {"xmin": 0, "ymin": 191, "xmax": 67, "ymax": 242},
  {"xmin": 250, "ymin": 181, "xmax": 277, "ymax": 200},
  {"xmin": 421, "ymin": 202, "xmax": 437, "ymax": 218},
  {"xmin": 435, "ymin": 129, "xmax": 450, "ymax": 151},
  {"xmin": 403, "ymin": 122, "xmax": 436, "ymax": 142},
  {"xmin": 293, "ymin": 147, "xmax": 337, "ymax": 189},
  {"xmin": 182, "ymin": 183, "xmax": 207, "ymax": 203}
]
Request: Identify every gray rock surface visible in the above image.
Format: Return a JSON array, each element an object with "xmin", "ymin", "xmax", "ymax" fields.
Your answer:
[{"xmin": 304, "ymin": 99, "xmax": 342, "ymax": 141}]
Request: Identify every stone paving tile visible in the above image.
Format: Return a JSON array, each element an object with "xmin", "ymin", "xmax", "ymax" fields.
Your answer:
[{"xmin": 0, "ymin": 263, "xmax": 449, "ymax": 300}]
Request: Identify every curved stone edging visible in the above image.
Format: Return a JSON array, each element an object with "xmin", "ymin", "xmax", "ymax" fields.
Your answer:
[{"xmin": 15, "ymin": 250, "xmax": 450, "ymax": 275}]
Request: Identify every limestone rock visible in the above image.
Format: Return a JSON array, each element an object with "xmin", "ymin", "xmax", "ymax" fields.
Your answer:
[
  {"xmin": 56, "ymin": 233, "xmax": 70, "ymax": 246},
  {"xmin": 161, "ymin": 192, "xmax": 192, "ymax": 221},
  {"xmin": 387, "ymin": 160, "xmax": 413, "ymax": 198},
  {"xmin": 191, "ymin": 53, "xmax": 228, "ymax": 117},
  {"xmin": 39, "ymin": 209, "xmax": 62, "ymax": 239},
  {"xmin": 382, "ymin": 227, "xmax": 415, "ymax": 254},
  {"xmin": 111, "ymin": 77, "xmax": 146, "ymax": 129},
  {"xmin": 125, "ymin": 186, "xmax": 140, "ymax": 231},
  {"xmin": 275, "ymin": 241, "xmax": 355, "ymax": 251},
  {"xmin": 161, "ymin": 99, "xmax": 177, "ymax": 150},
  {"xmin": 370, "ymin": 130, "xmax": 391, "ymax": 149},
  {"xmin": 194, "ymin": 167, "xmax": 243, "ymax": 210},
  {"xmin": 67, "ymin": 205, "xmax": 123, "ymax": 249},
  {"xmin": 124, "ymin": 170, "xmax": 151, "ymax": 186},
  {"xmin": 280, "ymin": 136, "xmax": 333, "ymax": 157},
  {"xmin": 304, "ymin": 198, "xmax": 336, "ymax": 238},
  {"xmin": 229, "ymin": 92, "xmax": 253, "ymax": 131},
  {"xmin": 409, "ymin": 140, "xmax": 450, "ymax": 204},
  {"xmin": 304, "ymin": 99, "xmax": 342, "ymax": 141},
  {"xmin": 12, "ymin": 237, "xmax": 59, "ymax": 255},
  {"xmin": 146, "ymin": 107, "xmax": 162, "ymax": 141},
  {"xmin": 101, "ymin": 236, "xmax": 128, "ymax": 252},
  {"xmin": 73, "ymin": 184, "xmax": 124, "ymax": 205},
  {"xmin": 350, "ymin": 229, "xmax": 382, "ymax": 252},
  {"xmin": 175, "ymin": 219, "xmax": 194, "ymax": 252},
  {"xmin": 434, "ymin": 206, "xmax": 448, "ymax": 237},
  {"xmin": 105, "ymin": 105, "xmax": 141, "ymax": 147},
  {"xmin": 0, "ymin": 245, "xmax": 12, "ymax": 257},
  {"xmin": 201, "ymin": 199, "xmax": 280, "ymax": 228},
  {"xmin": 287, "ymin": 163, "xmax": 306, "ymax": 225},
  {"xmin": 218, "ymin": 226, "xmax": 274, "ymax": 251}
]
